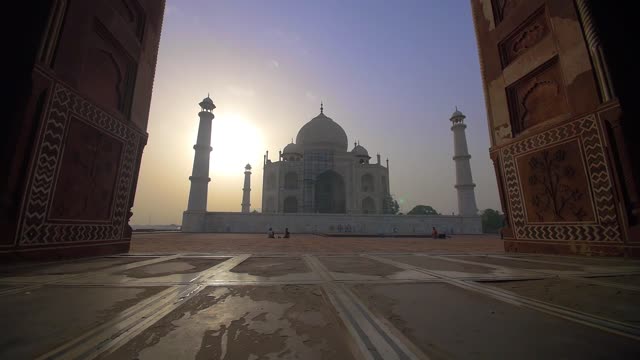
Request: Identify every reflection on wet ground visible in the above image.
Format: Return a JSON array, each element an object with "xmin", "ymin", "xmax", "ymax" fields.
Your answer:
[
  {"xmin": 487, "ymin": 278, "xmax": 640, "ymax": 324},
  {"xmin": 1, "ymin": 252, "xmax": 639, "ymax": 359},
  {"xmin": 319, "ymin": 256, "xmax": 432, "ymax": 280},
  {"xmin": 232, "ymin": 257, "xmax": 308, "ymax": 276},
  {"xmin": 386, "ymin": 255, "xmax": 494, "ymax": 274},
  {"xmin": 1, "ymin": 285, "xmax": 165, "ymax": 360},
  {"xmin": 103, "ymin": 285, "xmax": 355, "ymax": 360},
  {"xmin": 117, "ymin": 258, "xmax": 224, "ymax": 278},
  {"xmin": 454, "ymin": 255, "xmax": 583, "ymax": 271}
]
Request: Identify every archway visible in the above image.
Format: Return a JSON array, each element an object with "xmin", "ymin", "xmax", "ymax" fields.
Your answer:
[
  {"xmin": 362, "ymin": 196, "xmax": 376, "ymax": 214},
  {"xmin": 283, "ymin": 196, "xmax": 298, "ymax": 213},
  {"xmin": 314, "ymin": 170, "xmax": 346, "ymax": 213}
]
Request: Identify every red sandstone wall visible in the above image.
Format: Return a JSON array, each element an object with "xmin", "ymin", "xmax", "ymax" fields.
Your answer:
[
  {"xmin": 1, "ymin": 0, "xmax": 165, "ymax": 260},
  {"xmin": 470, "ymin": 0, "xmax": 638, "ymax": 256}
]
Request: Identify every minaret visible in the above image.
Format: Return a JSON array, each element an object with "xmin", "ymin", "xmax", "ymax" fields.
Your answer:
[
  {"xmin": 241, "ymin": 164, "xmax": 252, "ymax": 213},
  {"xmin": 186, "ymin": 95, "xmax": 215, "ymax": 212},
  {"xmin": 450, "ymin": 107, "xmax": 478, "ymax": 216}
]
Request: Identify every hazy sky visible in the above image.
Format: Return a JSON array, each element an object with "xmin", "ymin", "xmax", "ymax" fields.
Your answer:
[{"xmin": 131, "ymin": 0, "xmax": 501, "ymax": 225}]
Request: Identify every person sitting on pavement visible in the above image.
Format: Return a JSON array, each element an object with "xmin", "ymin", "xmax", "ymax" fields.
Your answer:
[
  {"xmin": 431, "ymin": 227, "xmax": 438, "ymax": 239},
  {"xmin": 267, "ymin": 227, "xmax": 275, "ymax": 238},
  {"xmin": 283, "ymin": 228, "xmax": 290, "ymax": 238}
]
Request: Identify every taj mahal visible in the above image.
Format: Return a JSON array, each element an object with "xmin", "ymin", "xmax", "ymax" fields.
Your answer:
[
  {"xmin": 182, "ymin": 96, "xmax": 481, "ymax": 235},
  {"xmin": 261, "ymin": 103, "xmax": 390, "ymax": 215}
]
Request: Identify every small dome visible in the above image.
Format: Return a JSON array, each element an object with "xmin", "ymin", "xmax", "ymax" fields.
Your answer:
[
  {"xmin": 199, "ymin": 94, "xmax": 216, "ymax": 110},
  {"xmin": 245, "ymin": 163, "xmax": 252, "ymax": 170},
  {"xmin": 351, "ymin": 143, "xmax": 369, "ymax": 157},
  {"xmin": 283, "ymin": 142, "xmax": 302, "ymax": 155},
  {"xmin": 450, "ymin": 107, "xmax": 465, "ymax": 120},
  {"xmin": 296, "ymin": 106, "xmax": 348, "ymax": 151}
]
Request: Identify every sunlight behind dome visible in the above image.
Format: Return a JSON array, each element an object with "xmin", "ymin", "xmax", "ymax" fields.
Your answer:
[{"xmin": 210, "ymin": 112, "xmax": 265, "ymax": 175}]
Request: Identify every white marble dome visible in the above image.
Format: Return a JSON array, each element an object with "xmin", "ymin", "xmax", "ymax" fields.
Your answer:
[
  {"xmin": 296, "ymin": 111, "xmax": 348, "ymax": 151},
  {"xmin": 351, "ymin": 144, "xmax": 369, "ymax": 157}
]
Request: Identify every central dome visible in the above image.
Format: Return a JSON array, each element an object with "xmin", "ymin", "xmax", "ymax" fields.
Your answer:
[{"xmin": 296, "ymin": 109, "xmax": 348, "ymax": 151}]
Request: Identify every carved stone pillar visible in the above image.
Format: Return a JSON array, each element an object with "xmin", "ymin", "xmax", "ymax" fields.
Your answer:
[
  {"xmin": 575, "ymin": 0, "xmax": 615, "ymax": 102},
  {"xmin": 490, "ymin": 151, "xmax": 512, "ymax": 239}
]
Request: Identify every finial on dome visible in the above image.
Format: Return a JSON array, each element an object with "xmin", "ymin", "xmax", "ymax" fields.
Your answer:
[{"xmin": 320, "ymin": 101, "xmax": 324, "ymax": 114}]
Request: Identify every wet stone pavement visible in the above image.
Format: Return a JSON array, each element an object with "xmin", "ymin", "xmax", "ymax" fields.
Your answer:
[{"xmin": 1, "ymin": 251, "xmax": 640, "ymax": 359}]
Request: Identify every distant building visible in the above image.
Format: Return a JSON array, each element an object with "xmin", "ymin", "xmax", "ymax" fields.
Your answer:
[
  {"xmin": 261, "ymin": 104, "xmax": 390, "ymax": 214},
  {"xmin": 182, "ymin": 99, "xmax": 481, "ymax": 235}
]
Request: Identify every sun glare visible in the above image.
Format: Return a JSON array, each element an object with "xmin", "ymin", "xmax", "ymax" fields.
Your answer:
[{"xmin": 209, "ymin": 113, "xmax": 265, "ymax": 175}]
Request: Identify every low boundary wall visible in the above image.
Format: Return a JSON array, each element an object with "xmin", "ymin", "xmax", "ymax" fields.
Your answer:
[{"xmin": 182, "ymin": 211, "xmax": 482, "ymax": 235}]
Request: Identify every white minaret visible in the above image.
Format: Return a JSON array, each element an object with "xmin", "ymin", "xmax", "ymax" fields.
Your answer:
[
  {"xmin": 241, "ymin": 163, "xmax": 252, "ymax": 213},
  {"xmin": 186, "ymin": 95, "xmax": 215, "ymax": 212},
  {"xmin": 450, "ymin": 107, "xmax": 478, "ymax": 216}
]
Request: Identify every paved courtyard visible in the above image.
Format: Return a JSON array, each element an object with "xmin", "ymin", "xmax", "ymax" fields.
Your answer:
[{"xmin": 1, "ymin": 233, "xmax": 640, "ymax": 359}]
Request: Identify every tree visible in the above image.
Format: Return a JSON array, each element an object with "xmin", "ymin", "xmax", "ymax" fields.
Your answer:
[
  {"xmin": 481, "ymin": 208, "xmax": 504, "ymax": 233},
  {"xmin": 382, "ymin": 194, "xmax": 400, "ymax": 215},
  {"xmin": 407, "ymin": 205, "xmax": 439, "ymax": 215}
]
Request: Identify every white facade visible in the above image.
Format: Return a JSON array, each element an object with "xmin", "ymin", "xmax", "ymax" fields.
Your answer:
[{"xmin": 261, "ymin": 105, "xmax": 391, "ymax": 215}]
